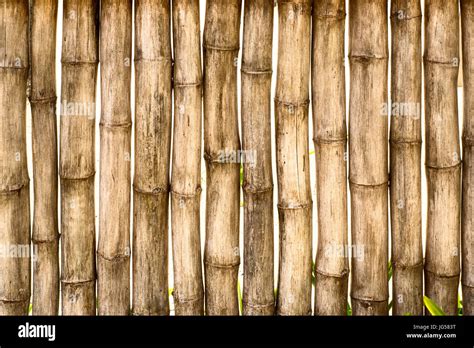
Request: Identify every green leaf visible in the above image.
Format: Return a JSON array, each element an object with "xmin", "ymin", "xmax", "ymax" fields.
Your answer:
[
  {"xmin": 423, "ymin": 296, "xmax": 445, "ymax": 316},
  {"xmin": 240, "ymin": 165, "xmax": 244, "ymax": 186},
  {"xmin": 346, "ymin": 302, "xmax": 352, "ymax": 316},
  {"xmin": 388, "ymin": 260, "xmax": 393, "ymax": 281},
  {"xmin": 28, "ymin": 303, "xmax": 32, "ymax": 315},
  {"xmin": 388, "ymin": 300, "xmax": 393, "ymax": 311},
  {"xmin": 458, "ymin": 295, "xmax": 463, "ymax": 316},
  {"xmin": 311, "ymin": 261, "xmax": 316, "ymax": 286},
  {"xmin": 168, "ymin": 287, "xmax": 174, "ymax": 297},
  {"xmin": 403, "ymin": 312, "xmax": 412, "ymax": 316},
  {"xmin": 237, "ymin": 280, "xmax": 243, "ymax": 314}
]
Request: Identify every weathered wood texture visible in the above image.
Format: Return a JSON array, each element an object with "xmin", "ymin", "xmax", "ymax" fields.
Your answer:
[
  {"xmin": 312, "ymin": 0, "xmax": 348, "ymax": 316},
  {"xmin": 60, "ymin": 0, "xmax": 98, "ymax": 315},
  {"xmin": 203, "ymin": 0, "xmax": 242, "ymax": 315},
  {"xmin": 390, "ymin": 0, "xmax": 423, "ymax": 316},
  {"xmin": 98, "ymin": 0, "xmax": 132, "ymax": 315},
  {"xmin": 241, "ymin": 0, "xmax": 275, "ymax": 316},
  {"xmin": 461, "ymin": 0, "xmax": 474, "ymax": 316},
  {"xmin": 275, "ymin": 0, "xmax": 313, "ymax": 316},
  {"xmin": 29, "ymin": 0, "xmax": 59, "ymax": 315},
  {"xmin": 0, "ymin": 0, "xmax": 30, "ymax": 315},
  {"xmin": 424, "ymin": 0, "xmax": 461, "ymax": 316},
  {"xmin": 132, "ymin": 0, "xmax": 172, "ymax": 316},
  {"xmin": 349, "ymin": 0, "xmax": 389, "ymax": 316},
  {"xmin": 171, "ymin": 0, "xmax": 204, "ymax": 316}
]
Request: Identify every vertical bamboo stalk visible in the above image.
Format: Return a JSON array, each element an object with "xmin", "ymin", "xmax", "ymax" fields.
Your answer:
[
  {"xmin": 312, "ymin": 0, "xmax": 348, "ymax": 316},
  {"xmin": 29, "ymin": 0, "xmax": 59, "ymax": 315},
  {"xmin": 98, "ymin": 0, "xmax": 132, "ymax": 315},
  {"xmin": 275, "ymin": 0, "xmax": 312, "ymax": 316},
  {"xmin": 171, "ymin": 0, "xmax": 204, "ymax": 316},
  {"xmin": 60, "ymin": 0, "xmax": 98, "ymax": 315},
  {"xmin": 241, "ymin": 0, "xmax": 275, "ymax": 316},
  {"xmin": 461, "ymin": 0, "xmax": 474, "ymax": 316},
  {"xmin": 390, "ymin": 0, "xmax": 423, "ymax": 316},
  {"xmin": 0, "ymin": 0, "xmax": 30, "ymax": 315},
  {"xmin": 349, "ymin": 0, "xmax": 389, "ymax": 316},
  {"xmin": 424, "ymin": 0, "xmax": 461, "ymax": 315},
  {"xmin": 203, "ymin": 0, "xmax": 242, "ymax": 315},
  {"xmin": 132, "ymin": 0, "xmax": 171, "ymax": 316}
]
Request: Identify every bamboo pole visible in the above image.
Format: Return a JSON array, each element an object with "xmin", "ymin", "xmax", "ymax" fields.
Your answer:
[
  {"xmin": 98, "ymin": 0, "xmax": 132, "ymax": 315},
  {"xmin": 275, "ymin": 0, "xmax": 312, "ymax": 316},
  {"xmin": 349, "ymin": 0, "xmax": 389, "ymax": 316},
  {"xmin": 171, "ymin": 0, "xmax": 204, "ymax": 316},
  {"xmin": 0, "ymin": 0, "xmax": 30, "ymax": 315},
  {"xmin": 312, "ymin": 0, "xmax": 348, "ymax": 316},
  {"xmin": 29, "ymin": 0, "xmax": 59, "ymax": 315},
  {"xmin": 203, "ymin": 0, "xmax": 242, "ymax": 315},
  {"xmin": 390, "ymin": 0, "xmax": 423, "ymax": 316},
  {"xmin": 241, "ymin": 0, "xmax": 275, "ymax": 316},
  {"xmin": 424, "ymin": 0, "xmax": 461, "ymax": 316},
  {"xmin": 132, "ymin": 0, "xmax": 171, "ymax": 316},
  {"xmin": 461, "ymin": 0, "xmax": 473, "ymax": 316},
  {"xmin": 60, "ymin": 0, "xmax": 98, "ymax": 315}
]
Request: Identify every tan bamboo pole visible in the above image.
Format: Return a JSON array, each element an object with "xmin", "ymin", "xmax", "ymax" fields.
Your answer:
[
  {"xmin": 0, "ymin": 0, "xmax": 30, "ymax": 315},
  {"xmin": 275, "ymin": 0, "xmax": 312, "ymax": 316},
  {"xmin": 98, "ymin": 0, "xmax": 132, "ymax": 315},
  {"xmin": 241, "ymin": 0, "xmax": 275, "ymax": 316},
  {"xmin": 203, "ymin": 0, "xmax": 242, "ymax": 315},
  {"xmin": 390, "ymin": 0, "xmax": 423, "ymax": 316},
  {"xmin": 424, "ymin": 0, "xmax": 461, "ymax": 316},
  {"xmin": 29, "ymin": 0, "xmax": 59, "ymax": 315},
  {"xmin": 60, "ymin": 0, "xmax": 98, "ymax": 315},
  {"xmin": 461, "ymin": 0, "xmax": 474, "ymax": 316},
  {"xmin": 312, "ymin": 0, "xmax": 348, "ymax": 316},
  {"xmin": 132, "ymin": 0, "xmax": 171, "ymax": 316},
  {"xmin": 349, "ymin": 0, "xmax": 389, "ymax": 316},
  {"xmin": 171, "ymin": 0, "xmax": 204, "ymax": 316}
]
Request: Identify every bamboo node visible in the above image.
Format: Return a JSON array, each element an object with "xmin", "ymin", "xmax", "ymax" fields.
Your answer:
[
  {"xmin": 203, "ymin": 43, "xmax": 240, "ymax": 52},
  {"xmin": 170, "ymin": 186, "xmax": 202, "ymax": 198},
  {"xmin": 313, "ymin": 11, "xmax": 345, "ymax": 21},
  {"xmin": 425, "ymin": 162, "xmax": 462, "ymax": 171},
  {"xmin": 425, "ymin": 268, "xmax": 460, "ymax": 279},
  {"xmin": 61, "ymin": 60, "xmax": 98, "ymax": 66},
  {"xmin": 61, "ymin": 279, "xmax": 95, "ymax": 285},
  {"xmin": 99, "ymin": 121, "xmax": 132, "ymax": 129},
  {"xmin": 274, "ymin": 97, "xmax": 310, "ymax": 109},
  {"xmin": 97, "ymin": 251, "xmax": 130, "ymax": 263},
  {"xmin": 241, "ymin": 66, "xmax": 272, "ymax": 75},
  {"xmin": 29, "ymin": 96, "xmax": 57, "ymax": 104},
  {"xmin": 392, "ymin": 261, "xmax": 424, "ymax": 271},
  {"xmin": 203, "ymin": 151, "xmax": 241, "ymax": 164},
  {"xmin": 59, "ymin": 171, "xmax": 95, "ymax": 181},
  {"xmin": 313, "ymin": 136, "xmax": 346, "ymax": 145},
  {"xmin": 463, "ymin": 135, "xmax": 474, "ymax": 146},
  {"xmin": 174, "ymin": 81, "xmax": 201, "ymax": 88},
  {"xmin": 277, "ymin": 201, "xmax": 312, "ymax": 210},
  {"xmin": 349, "ymin": 54, "xmax": 388, "ymax": 62},
  {"xmin": 241, "ymin": 300, "xmax": 275, "ymax": 309},
  {"xmin": 424, "ymin": 56, "xmax": 459, "ymax": 68},
  {"xmin": 0, "ymin": 181, "xmax": 29, "ymax": 195},
  {"xmin": 133, "ymin": 184, "xmax": 169, "ymax": 196},
  {"xmin": 348, "ymin": 180, "xmax": 388, "ymax": 188},
  {"xmin": 204, "ymin": 259, "xmax": 240, "ymax": 269},
  {"xmin": 314, "ymin": 268, "xmax": 349, "ymax": 279},
  {"xmin": 242, "ymin": 183, "xmax": 273, "ymax": 194}
]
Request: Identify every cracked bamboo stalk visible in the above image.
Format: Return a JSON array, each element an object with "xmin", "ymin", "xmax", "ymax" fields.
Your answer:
[
  {"xmin": 241, "ymin": 0, "xmax": 274, "ymax": 316},
  {"xmin": 349, "ymin": 0, "xmax": 389, "ymax": 316},
  {"xmin": 0, "ymin": 0, "xmax": 30, "ymax": 315},
  {"xmin": 203, "ymin": 0, "xmax": 242, "ymax": 315},
  {"xmin": 461, "ymin": 0, "xmax": 474, "ymax": 316},
  {"xmin": 132, "ymin": 0, "xmax": 171, "ymax": 316},
  {"xmin": 171, "ymin": 0, "xmax": 204, "ymax": 316},
  {"xmin": 29, "ymin": 0, "xmax": 59, "ymax": 315},
  {"xmin": 98, "ymin": 0, "xmax": 132, "ymax": 315},
  {"xmin": 390, "ymin": 0, "xmax": 423, "ymax": 316},
  {"xmin": 60, "ymin": 0, "xmax": 98, "ymax": 315},
  {"xmin": 312, "ymin": 0, "xmax": 348, "ymax": 316},
  {"xmin": 275, "ymin": 0, "xmax": 312, "ymax": 316},
  {"xmin": 424, "ymin": 0, "xmax": 461, "ymax": 316}
]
